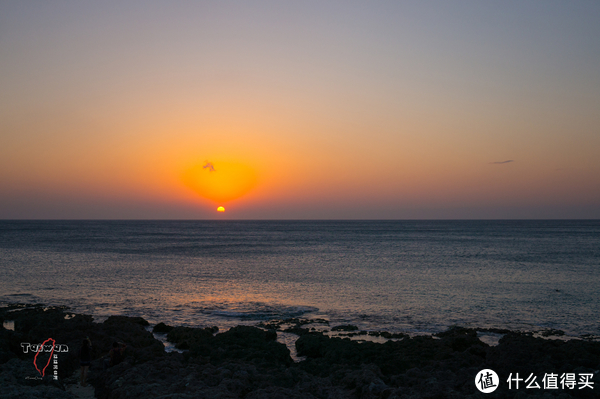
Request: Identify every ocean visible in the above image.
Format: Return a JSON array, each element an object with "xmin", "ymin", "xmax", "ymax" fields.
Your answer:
[{"xmin": 1, "ymin": 220, "xmax": 598, "ymax": 339}]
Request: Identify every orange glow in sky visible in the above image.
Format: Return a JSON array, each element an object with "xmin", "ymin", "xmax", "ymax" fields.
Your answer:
[
  {"xmin": 1, "ymin": 2, "xmax": 599, "ymax": 219},
  {"xmin": 181, "ymin": 161, "xmax": 257, "ymax": 205}
]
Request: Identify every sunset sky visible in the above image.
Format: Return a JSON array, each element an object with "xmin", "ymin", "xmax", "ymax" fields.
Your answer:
[{"xmin": 1, "ymin": 1, "xmax": 599, "ymax": 219}]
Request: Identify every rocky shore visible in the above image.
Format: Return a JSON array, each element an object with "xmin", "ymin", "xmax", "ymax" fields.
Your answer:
[{"xmin": 1, "ymin": 304, "xmax": 598, "ymax": 398}]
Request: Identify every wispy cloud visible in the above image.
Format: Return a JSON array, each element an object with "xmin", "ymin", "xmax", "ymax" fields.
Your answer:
[
  {"xmin": 203, "ymin": 161, "xmax": 216, "ymax": 171},
  {"xmin": 490, "ymin": 160, "xmax": 514, "ymax": 164}
]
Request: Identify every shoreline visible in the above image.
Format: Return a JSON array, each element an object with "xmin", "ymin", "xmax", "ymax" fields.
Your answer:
[
  {"xmin": 3, "ymin": 297, "xmax": 595, "ymax": 344},
  {"xmin": 1, "ymin": 303, "xmax": 599, "ymax": 398}
]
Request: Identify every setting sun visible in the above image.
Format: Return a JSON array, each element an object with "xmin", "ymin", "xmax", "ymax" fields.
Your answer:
[
  {"xmin": 217, "ymin": 206, "xmax": 225, "ymax": 212},
  {"xmin": 181, "ymin": 161, "xmax": 257, "ymax": 205}
]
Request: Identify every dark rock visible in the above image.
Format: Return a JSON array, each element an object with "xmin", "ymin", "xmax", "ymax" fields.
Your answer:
[
  {"xmin": 282, "ymin": 326, "xmax": 311, "ymax": 336},
  {"xmin": 0, "ymin": 327, "xmax": 20, "ymax": 364},
  {"xmin": 192, "ymin": 326, "xmax": 293, "ymax": 367},
  {"xmin": 167, "ymin": 326, "xmax": 217, "ymax": 349},
  {"xmin": 435, "ymin": 326, "xmax": 477, "ymax": 338},
  {"xmin": 257, "ymin": 318, "xmax": 329, "ymax": 333},
  {"xmin": 104, "ymin": 315, "xmax": 149, "ymax": 327},
  {"xmin": 152, "ymin": 322, "xmax": 173, "ymax": 333},
  {"xmin": 244, "ymin": 386, "xmax": 317, "ymax": 398},
  {"xmin": 476, "ymin": 327, "xmax": 513, "ymax": 335},
  {"xmin": 4, "ymin": 305, "xmax": 600, "ymax": 399},
  {"xmin": 435, "ymin": 326, "xmax": 483, "ymax": 353},
  {"xmin": 540, "ymin": 328, "xmax": 565, "ymax": 337},
  {"xmin": 0, "ymin": 358, "xmax": 75, "ymax": 398},
  {"xmin": 331, "ymin": 325, "xmax": 358, "ymax": 332}
]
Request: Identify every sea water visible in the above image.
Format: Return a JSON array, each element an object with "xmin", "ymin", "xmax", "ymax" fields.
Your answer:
[{"xmin": 0, "ymin": 220, "xmax": 598, "ymax": 338}]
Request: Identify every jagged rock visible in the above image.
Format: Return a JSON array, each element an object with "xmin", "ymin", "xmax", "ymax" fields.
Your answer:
[
  {"xmin": 3, "ymin": 304, "xmax": 600, "ymax": 399},
  {"xmin": 152, "ymin": 322, "xmax": 173, "ymax": 333},
  {"xmin": 104, "ymin": 316, "xmax": 149, "ymax": 326},
  {"xmin": 0, "ymin": 358, "xmax": 74, "ymax": 398},
  {"xmin": 188, "ymin": 326, "xmax": 293, "ymax": 367},
  {"xmin": 166, "ymin": 326, "xmax": 217, "ymax": 349}
]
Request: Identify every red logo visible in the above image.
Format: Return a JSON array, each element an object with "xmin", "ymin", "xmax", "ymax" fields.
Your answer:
[{"xmin": 33, "ymin": 338, "xmax": 56, "ymax": 377}]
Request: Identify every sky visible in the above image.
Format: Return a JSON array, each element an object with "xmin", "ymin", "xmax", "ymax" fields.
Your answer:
[{"xmin": 1, "ymin": 1, "xmax": 599, "ymax": 219}]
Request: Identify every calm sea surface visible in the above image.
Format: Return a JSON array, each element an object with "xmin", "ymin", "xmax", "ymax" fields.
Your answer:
[{"xmin": 1, "ymin": 220, "xmax": 598, "ymax": 338}]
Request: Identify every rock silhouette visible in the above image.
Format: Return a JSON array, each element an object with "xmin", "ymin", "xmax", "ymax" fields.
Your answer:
[{"xmin": 1, "ymin": 304, "xmax": 598, "ymax": 398}]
